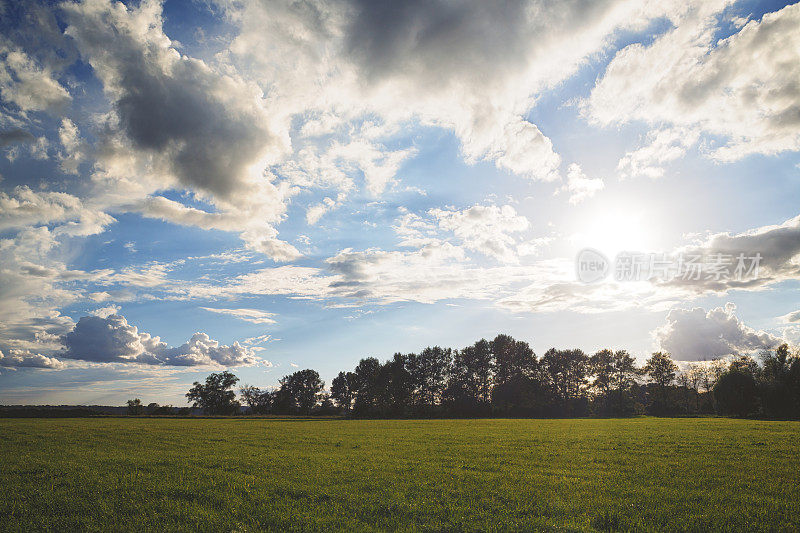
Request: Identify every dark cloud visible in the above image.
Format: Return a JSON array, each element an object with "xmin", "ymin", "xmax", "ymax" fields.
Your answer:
[{"xmin": 0, "ymin": 128, "xmax": 34, "ymax": 147}]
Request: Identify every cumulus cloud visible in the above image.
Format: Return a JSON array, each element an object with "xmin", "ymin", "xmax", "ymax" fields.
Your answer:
[
  {"xmin": 660, "ymin": 212, "xmax": 800, "ymax": 293},
  {"xmin": 589, "ymin": 2, "xmax": 800, "ymax": 162},
  {"xmin": 430, "ymin": 204, "xmax": 530, "ymax": 262},
  {"xmin": 0, "ymin": 43, "xmax": 71, "ymax": 113},
  {"xmin": 61, "ymin": 314, "xmax": 258, "ymax": 367},
  {"xmin": 61, "ymin": 0, "xmax": 296, "ymax": 260},
  {"xmin": 0, "ymin": 186, "xmax": 114, "ymax": 234},
  {"xmin": 224, "ymin": 0, "xmax": 687, "ymax": 183},
  {"xmin": 653, "ymin": 303, "xmax": 781, "ymax": 361},
  {"xmin": 0, "ymin": 348, "xmax": 65, "ymax": 369},
  {"xmin": 559, "ymin": 164, "xmax": 604, "ymax": 204}
]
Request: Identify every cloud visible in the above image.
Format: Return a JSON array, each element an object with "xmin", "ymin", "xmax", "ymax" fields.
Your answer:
[
  {"xmin": 0, "ymin": 128, "xmax": 35, "ymax": 147},
  {"xmin": 429, "ymin": 204, "xmax": 530, "ymax": 262},
  {"xmin": 200, "ymin": 307, "xmax": 277, "ymax": 325},
  {"xmin": 0, "ymin": 348, "xmax": 65, "ymax": 369},
  {"xmin": 224, "ymin": 0, "xmax": 686, "ymax": 182},
  {"xmin": 617, "ymin": 127, "xmax": 701, "ymax": 179},
  {"xmin": 653, "ymin": 303, "xmax": 781, "ymax": 361},
  {"xmin": 61, "ymin": 0, "xmax": 296, "ymax": 260},
  {"xmin": 779, "ymin": 310, "xmax": 800, "ymax": 324},
  {"xmin": 0, "ymin": 43, "xmax": 71, "ymax": 113},
  {"xmin": 0, "ymin": 186, "xmax": 115, "ymax": 234},
  {"xmin": 659, "ymin": 212, "xmax": 800, "ymax": 293},
  {"xmin": 588, "ymin": 2, "xmax": 800, "ymax": 162},
  {"xmin": 559, "ymin": 164, "xmax": 604, "ymax": 204},
  {"xmin": 61, "ymin": 314, "xmax": 259, "ymax": 367}
]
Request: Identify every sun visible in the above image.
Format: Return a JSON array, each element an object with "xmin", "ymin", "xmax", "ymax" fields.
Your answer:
[{"xmin": 575, "ymin": 210, "xmax": 654, "ymax": 258}]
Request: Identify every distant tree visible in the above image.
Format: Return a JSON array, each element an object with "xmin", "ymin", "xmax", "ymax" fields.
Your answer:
[
  {"xmin": 380, "ymin": 353, "xmax": 413, "ymax": 415},
  {"xmin": 445, "ymin": 340, "xmax": 493, "ymax": 414},
  {"xmin": 126, "ymin": 398, "xmax": 143, "ymax": 415},
  {"xmin": 330, "ymin": 371, "xmax": 355, "ymax": 412},
  {"xmin": 590, "ymin": 349, "xmax": 615, "ymax": 396},
  {"xmin": 491, "ymin": 335, "xmax": 536, "ymax": 386},
  {"xmin": 714, "ymin": 369, "xmax": 758, "ymax": 417},
  {"xmin": 407, "ymin": 346, "xmax": 452, "ymax": 409},
  {"xmin": 592, "ymin": 349, "xmax": 639, "ymax": 416},
  {"xmin": 610, "ymin": 350, "xmax": 639, "ymax": 390},
  {"xmin": 240, "ymin": 385, "xmax": 272, "ymax": 414},
  {"xmin": 541, "ymin": 348, "xmax": 589, "ymax": 414},
  {"xmin": 758, "ymin": 344, "xmax": 795, "ymax": 418},
  {"xmin": 729, "ymin": 354, "xmax": 758, "ymax": 375},
  {"xmin": 146, "ymin": 402, "xmax": 160, "ymax": 415},
  {"xmin": 351, "ymin": 357, "xmax": 383, "ymax": 415},
  {"xmin": 273, "ymin": 369, "xmax": 325, "ymax": 415},
  {"xmin": 643, "ymin": 352, "xmax": 678, "ymax": 414},
  {"xmin": 186, "ymin": 371, "xmax": 241, "ymax": 415}
]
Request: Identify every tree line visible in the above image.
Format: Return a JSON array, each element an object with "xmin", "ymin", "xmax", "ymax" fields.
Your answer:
[{"xmin": 129, "ymin": 334, "xmax": 800, "ymax": 419}]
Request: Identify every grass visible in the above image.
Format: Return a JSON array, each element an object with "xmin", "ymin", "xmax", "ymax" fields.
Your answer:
[{"xmin": 1, "ymin": 417, "xmax": 798, "ymax": 532}]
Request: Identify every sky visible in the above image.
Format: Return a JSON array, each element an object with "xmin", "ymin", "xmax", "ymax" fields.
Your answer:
[{"xmin": 1, "ymin": 0, "xmax": 799, "ymax": 405}]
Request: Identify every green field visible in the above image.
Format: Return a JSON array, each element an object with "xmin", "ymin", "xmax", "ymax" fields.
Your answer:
[{"xmin": 1, "ymin": 418, "xmax": 798, "ymax": 532}]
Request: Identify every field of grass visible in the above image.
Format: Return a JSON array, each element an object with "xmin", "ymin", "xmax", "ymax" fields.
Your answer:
[{"xmin": 1, "ymin": 417, "xmax": 798, "ymax": 532}]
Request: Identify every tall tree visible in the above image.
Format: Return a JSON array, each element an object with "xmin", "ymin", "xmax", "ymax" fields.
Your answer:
[
  {"xmin": 186, "ymin": 371, "xmax": 241, "ymax": 415},
  {"xmin": 643, "ymin": 352, "xmax": 678, "ymax": 414},
  {"xmin": 491, "ymin": 335, "xmax": 536, "ymax": 386},
  {"xmin": 407, "ymin": 346, "xmax": 452, "ymax": 408},
  {"xmin": 274, "ymin": 369, "xmax": 325, "ymax": 415},
  {"xmin": 542, "ymin": 348, "xmax": 589, "ymax": 413},
  {"xmin": 330, "ymin": 371, "xmax": 355, "ymax": 412}
]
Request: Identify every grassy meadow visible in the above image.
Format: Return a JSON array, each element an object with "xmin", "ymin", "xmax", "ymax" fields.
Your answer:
[{"xmin": 1, "ymin": 417, "xmax": 798, "ymax": 532}]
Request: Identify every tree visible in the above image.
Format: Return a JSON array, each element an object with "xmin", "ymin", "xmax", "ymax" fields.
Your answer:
[
  {"xmin": 407, "ymin": 346, "xmax": 452, "ymax": 409},
  {"xmin": 491, "ymin": 335, "xmax": 536, "ymax": 386},
  {"xmin": 759, "ymin": 344, "xmax": 795, "ymax": 418},
  {"xmin": 126, "ymin": 398, "xmax": 143, "ymax": 415},
  {"xmin": 590, "ymin": 349, "xmax": 615, "ymax": 396},
  {"xmin": 592, "ymin": 349, "xmax": 639, "ymax": 416},
  {"xmin": 351, "ymin": 357, "xmax": 383, "ymax": 415},
  {"xmin": 273, "ymin": 369, "xmax": 325, "ymax": 415},
  {"xmin": 186, "ymin": 371, "xmax": 241, "ymax": 415},
  {"xmin": 240, "ymin": 385, "xmax": 272, "ymax": 414},
  {"xmin": 643, "ymin": 352, "xmax": 678, "ymax": 414},
  {"xmin": 714, "ymin": 369, "xmax": 758, "ymax": 417},
  {"xmin": 445, "ymin": 340, "xmax": 494, "ymax": 414},
  {"xmin": 330, "ymin": 371, "xmax": 355, "ymax": 412},
  {"xmin": 541, "ymin": 348, "xmax": 589, "ymax": 414}
]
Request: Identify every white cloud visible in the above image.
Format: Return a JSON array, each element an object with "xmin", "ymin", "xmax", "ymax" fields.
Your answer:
[
  {"xmin": 61, "ymin": 313, "xmax": 259, "ymax": 367},
  {"xmin": 589, "ymin": 2, "xmax": 800, "ymax": 162},
  {"xmin": 0, "ymin": 186, "xmax": 114, "ymax": 234},
  {"xmin": 617, "ymin": 127, "xmax": 701, "ymax": 179},
  {"xmin": 559, "ymin": 164, "xmax": 604, "ymax": 204},
  {"xmin": 0, "ymin": 348, "xmax": 65, "ymax": 370},
  {"xmin": 653, "ymin": 303, "xmax": 781, "ymax": 361},
  {"xmin": 430, "ymin": 204, "xmax": 530, "ymax": 262},
  {"xmin": 200, "ymin": 307, "xmax": 277, "ymax": 325},
  {"xmin": 223, "ymin": 0, "xmax": 688, "ymax": 183},
  {"xmin": 0, "ymin": 43, "xmax": 71, "ymax": 113}
]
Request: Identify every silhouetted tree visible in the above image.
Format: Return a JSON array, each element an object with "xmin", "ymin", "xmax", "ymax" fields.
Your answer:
[
  {"xmin": 330, "ymin": 371, "xmax": 355, "ymax": 412},
  {"xmin": 714, "ymin": 368, "xmax": 758, "ymax": 417},
  {"xmin": 240, "ymin": 385, "xmax": 272, "ymax": 414},
  {"xmin": 542, "ymin": 348, "xmax": 589, "ymax": 415},
  {"xmin": 407, "ymin": 346, "xmax": 452, "ymax": 411},
  {"xmin": 186, "ymin": 371, "xmax": 241, "ymax": 415},
  {"xmin": 491, "ymin": 335, "xmax": 536, "ymax": 386},
  {"xmin": 126, "ymin": 398, "xmax": 143, "ymax": 415},
  {"xmin": 273, "ymin": 369, "xmax": 325, "ymax": 415},
  {"xmin": 643, "ymin": 352, "xmax": 678, "ymax": 414}
]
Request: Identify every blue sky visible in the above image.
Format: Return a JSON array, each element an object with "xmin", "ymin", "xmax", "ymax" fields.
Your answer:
[{"xmin": 1, "ymin": 0, "xmax": 799, "ymax": 405}]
